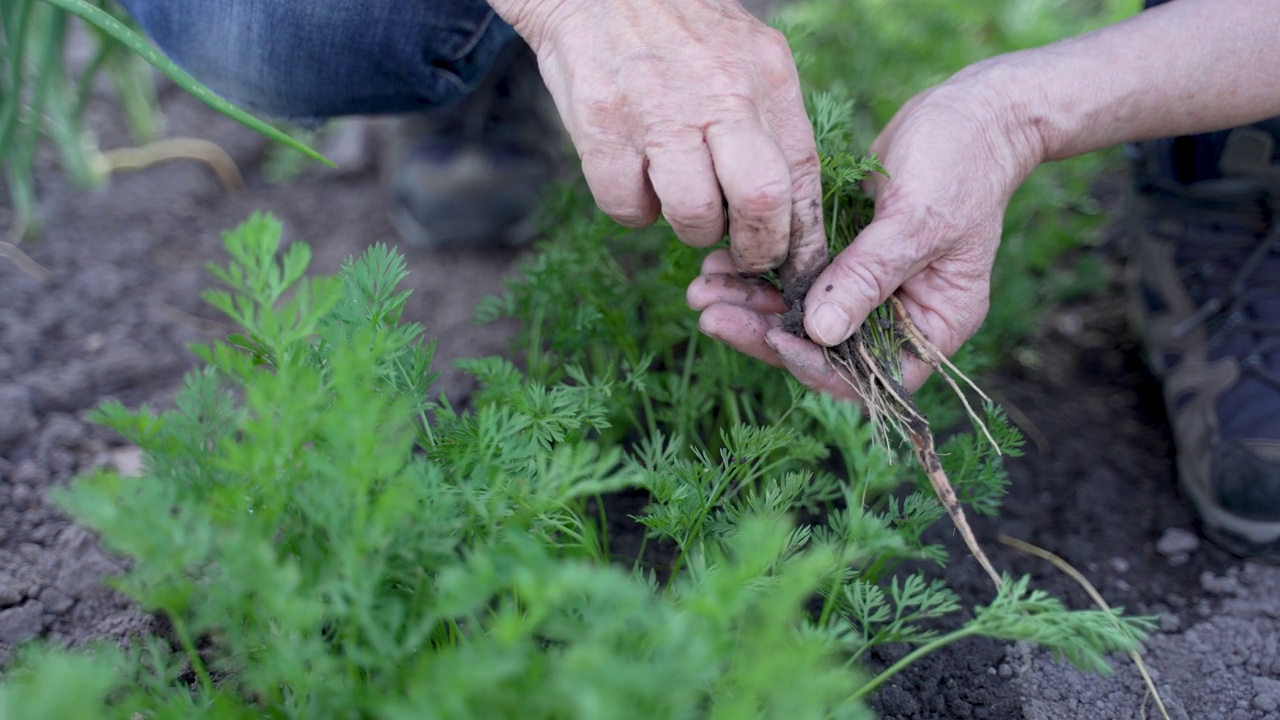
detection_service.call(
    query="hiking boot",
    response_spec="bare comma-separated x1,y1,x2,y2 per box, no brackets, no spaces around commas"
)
386,40,568,249
1128,125,1280,560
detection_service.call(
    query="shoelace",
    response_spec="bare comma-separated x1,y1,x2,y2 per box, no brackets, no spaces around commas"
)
1142,174,1280,387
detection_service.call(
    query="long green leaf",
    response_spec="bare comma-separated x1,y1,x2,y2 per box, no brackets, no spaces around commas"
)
39,0,334,166
0,0,37,160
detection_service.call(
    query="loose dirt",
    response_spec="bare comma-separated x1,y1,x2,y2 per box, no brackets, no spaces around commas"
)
3,86,1279,720
867,197,1280,720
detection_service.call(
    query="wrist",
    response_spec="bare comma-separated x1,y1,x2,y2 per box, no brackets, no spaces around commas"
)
924,56,1053,196
486,0,574,52
955,43,1142,165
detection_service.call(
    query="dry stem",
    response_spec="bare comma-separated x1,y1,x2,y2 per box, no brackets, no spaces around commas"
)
999,535,1170,720
98,138,243,191
822,298,1004,592
0,238,54,283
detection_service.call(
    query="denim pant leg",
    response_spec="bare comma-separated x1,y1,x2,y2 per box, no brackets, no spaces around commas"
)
117,0,519,124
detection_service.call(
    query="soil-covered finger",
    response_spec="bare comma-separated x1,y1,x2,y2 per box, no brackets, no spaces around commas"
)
763,328,861,401
699,247,742,275
697,303,786,367
772,100,829,289
705,118,793,273
687,273,788,314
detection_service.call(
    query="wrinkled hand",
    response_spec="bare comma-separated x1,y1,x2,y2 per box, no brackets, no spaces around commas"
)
688,66,1045,396
504,0,827,276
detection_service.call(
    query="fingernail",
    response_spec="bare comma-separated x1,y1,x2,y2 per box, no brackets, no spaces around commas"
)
763,331,779,353
810,302,852,346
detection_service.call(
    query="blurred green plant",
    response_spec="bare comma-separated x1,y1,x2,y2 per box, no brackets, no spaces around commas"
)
0,0,327,241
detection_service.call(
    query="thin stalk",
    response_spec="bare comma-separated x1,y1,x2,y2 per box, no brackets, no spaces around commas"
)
0,0,36,158
847,626,981,701
108,47,163,142
40,11,102,188
678,332,698,402
670,455,752,577
815,571,844,629
37,0,332,165
170,615,216,698
5,133,40,239
73,30,113,115
593,493,611,563
1000,535,1171,720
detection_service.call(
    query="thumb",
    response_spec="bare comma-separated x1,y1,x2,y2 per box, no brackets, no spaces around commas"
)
802,215,932,346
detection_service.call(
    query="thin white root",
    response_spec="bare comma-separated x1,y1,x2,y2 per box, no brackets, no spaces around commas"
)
821,335,1002,593
889,296,992,403
888,296,1000,454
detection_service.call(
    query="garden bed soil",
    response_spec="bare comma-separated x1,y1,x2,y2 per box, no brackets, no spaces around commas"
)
3,88,1280,719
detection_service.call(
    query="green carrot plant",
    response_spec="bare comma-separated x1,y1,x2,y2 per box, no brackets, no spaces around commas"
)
0,206,1157,712
0,201,1152,718
0,1,1158,716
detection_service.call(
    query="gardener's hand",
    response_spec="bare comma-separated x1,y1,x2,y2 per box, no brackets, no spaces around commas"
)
492,0,828,278
688,63,1044,395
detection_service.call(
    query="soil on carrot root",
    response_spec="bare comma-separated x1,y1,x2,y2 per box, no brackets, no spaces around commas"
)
3,86,1279,718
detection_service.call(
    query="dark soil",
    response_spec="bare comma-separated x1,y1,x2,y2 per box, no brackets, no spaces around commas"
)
866,187,1280,720
3,82,1280,720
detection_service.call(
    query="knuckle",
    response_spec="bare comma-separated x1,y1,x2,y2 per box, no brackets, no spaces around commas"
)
791,150,822,185
734,178,791,218
579,90,626,131
605,204,656,228
665,196,723,227
760,26,793,60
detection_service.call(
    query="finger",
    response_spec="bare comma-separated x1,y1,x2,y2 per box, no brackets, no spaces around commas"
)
763,328,860,402
695,249,789,312
802,214,935,347
705,118,793,273
647,138,726,247
768,72,829,288
581,142,660,228
697,303,785,368
687,273,788,314
700,248,740,275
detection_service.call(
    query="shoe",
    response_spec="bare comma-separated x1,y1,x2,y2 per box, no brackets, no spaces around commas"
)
386,40,568,249
1128,125,1280,560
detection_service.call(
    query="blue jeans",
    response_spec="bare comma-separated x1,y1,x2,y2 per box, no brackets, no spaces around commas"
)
118,0,519,125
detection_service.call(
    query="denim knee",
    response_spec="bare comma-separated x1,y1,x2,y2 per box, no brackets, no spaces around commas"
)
118,0,519,124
